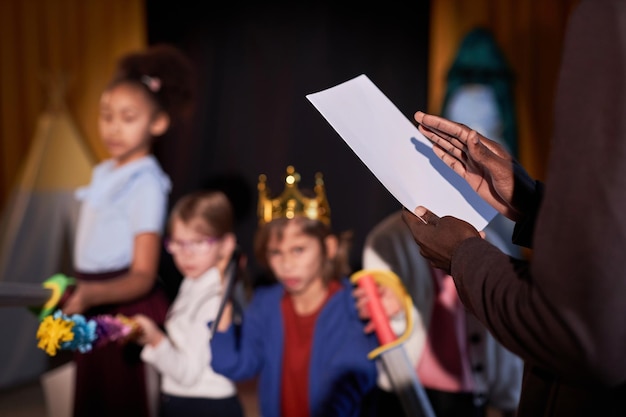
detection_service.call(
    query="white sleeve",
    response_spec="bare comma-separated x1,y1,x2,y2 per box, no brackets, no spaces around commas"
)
140,297,218,387
127,173,168,235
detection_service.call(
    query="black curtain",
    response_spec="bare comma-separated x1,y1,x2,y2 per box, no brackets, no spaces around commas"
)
147,0,430,295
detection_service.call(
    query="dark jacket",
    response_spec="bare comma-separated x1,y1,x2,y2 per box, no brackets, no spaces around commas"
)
449,1,626,415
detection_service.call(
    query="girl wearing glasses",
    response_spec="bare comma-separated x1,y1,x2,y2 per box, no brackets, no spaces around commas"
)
133,190,244,417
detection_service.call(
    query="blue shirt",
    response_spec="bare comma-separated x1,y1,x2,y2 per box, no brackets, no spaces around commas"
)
73,155,171,272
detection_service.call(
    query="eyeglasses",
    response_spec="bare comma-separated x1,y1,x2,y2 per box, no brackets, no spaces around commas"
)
164,237,219,255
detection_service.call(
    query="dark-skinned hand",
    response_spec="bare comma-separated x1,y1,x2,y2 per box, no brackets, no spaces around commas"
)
401,206,483,274
414,111,535,222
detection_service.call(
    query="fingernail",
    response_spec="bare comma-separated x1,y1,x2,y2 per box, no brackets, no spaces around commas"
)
414,206,426,216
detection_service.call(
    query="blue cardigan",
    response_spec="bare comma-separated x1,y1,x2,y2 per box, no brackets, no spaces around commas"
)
210,278,381,417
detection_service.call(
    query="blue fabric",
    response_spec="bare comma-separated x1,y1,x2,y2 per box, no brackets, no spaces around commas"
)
74,155,171,272
210,278,380,417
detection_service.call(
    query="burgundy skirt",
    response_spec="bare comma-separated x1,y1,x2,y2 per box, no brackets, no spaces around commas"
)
69,269,170,417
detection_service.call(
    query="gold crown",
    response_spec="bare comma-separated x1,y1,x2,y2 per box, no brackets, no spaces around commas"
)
257,165,331,226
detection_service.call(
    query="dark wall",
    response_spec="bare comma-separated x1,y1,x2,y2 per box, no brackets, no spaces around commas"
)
147,1,430,292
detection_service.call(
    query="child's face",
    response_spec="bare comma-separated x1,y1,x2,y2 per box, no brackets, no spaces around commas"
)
167,218,223,279
98,83,167,166
266,220,327,296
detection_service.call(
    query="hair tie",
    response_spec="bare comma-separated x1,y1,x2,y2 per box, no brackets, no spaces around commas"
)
140,75,162,93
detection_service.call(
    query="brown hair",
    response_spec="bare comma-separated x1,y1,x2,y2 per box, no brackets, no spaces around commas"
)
253,216,353,284
168,190,234,238
106,44,196,127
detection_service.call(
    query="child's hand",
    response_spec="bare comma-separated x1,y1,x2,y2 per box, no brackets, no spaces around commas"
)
353,284,402,333
132,314,163,347
62,284,89,315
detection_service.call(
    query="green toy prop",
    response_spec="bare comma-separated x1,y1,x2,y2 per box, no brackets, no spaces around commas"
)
29,273,75,320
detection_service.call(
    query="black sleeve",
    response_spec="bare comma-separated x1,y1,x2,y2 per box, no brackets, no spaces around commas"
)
511,180,544,248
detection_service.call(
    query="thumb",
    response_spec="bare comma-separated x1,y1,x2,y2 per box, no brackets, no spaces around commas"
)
414,206,439,225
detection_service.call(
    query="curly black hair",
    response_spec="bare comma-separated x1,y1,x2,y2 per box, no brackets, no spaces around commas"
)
107,44,196,125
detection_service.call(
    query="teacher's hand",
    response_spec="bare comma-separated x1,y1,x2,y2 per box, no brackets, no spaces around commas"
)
414,111,535,222
401,206,482,274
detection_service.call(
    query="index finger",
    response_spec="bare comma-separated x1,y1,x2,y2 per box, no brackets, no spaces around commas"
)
414,111,472,145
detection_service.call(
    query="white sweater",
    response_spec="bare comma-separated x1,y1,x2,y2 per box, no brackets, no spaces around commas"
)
140,267,237,398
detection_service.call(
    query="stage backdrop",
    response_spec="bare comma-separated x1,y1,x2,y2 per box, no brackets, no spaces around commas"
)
146,1,431,288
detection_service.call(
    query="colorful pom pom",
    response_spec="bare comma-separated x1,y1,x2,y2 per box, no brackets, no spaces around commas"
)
36,309,136,356
36,311,75,356
61,312,97,353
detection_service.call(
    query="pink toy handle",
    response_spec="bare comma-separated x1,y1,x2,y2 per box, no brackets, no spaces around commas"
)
357,274,396,345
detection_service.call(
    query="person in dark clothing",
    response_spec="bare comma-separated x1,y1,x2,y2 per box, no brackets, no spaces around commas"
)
401,1,626,416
